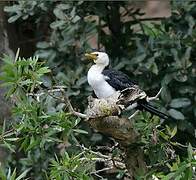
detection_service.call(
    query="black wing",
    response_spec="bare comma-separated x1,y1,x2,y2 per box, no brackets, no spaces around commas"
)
102,69,170,120
102,68,136,91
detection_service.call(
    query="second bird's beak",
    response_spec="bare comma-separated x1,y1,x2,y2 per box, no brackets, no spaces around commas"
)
85,53,97,62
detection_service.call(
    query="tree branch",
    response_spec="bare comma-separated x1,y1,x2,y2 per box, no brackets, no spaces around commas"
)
27,87,164,179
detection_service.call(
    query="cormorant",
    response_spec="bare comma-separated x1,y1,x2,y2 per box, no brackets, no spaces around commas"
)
85,51,169,120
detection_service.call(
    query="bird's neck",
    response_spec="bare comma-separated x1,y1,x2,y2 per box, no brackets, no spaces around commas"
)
90,64,106,73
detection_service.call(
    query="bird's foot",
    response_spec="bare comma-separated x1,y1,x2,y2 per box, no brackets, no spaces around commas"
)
146,87,163,102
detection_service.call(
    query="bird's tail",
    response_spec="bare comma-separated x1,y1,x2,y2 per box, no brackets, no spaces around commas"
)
138,101,169,120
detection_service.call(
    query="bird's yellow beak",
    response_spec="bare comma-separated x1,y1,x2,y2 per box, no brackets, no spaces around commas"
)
85,53,97,61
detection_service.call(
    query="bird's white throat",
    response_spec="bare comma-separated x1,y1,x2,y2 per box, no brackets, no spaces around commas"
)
87,64,116,98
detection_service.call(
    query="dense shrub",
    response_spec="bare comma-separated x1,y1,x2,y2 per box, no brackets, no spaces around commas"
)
0,1,195,179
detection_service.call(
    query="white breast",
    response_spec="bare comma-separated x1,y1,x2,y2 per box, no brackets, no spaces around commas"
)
87,65,116,98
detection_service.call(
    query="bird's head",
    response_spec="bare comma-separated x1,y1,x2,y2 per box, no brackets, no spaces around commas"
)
85,51,109,67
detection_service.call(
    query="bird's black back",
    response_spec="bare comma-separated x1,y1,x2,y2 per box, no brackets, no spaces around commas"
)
102,68,136,91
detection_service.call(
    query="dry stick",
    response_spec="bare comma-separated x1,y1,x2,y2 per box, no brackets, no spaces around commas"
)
63,95,87,119
90,167,114,177
77,144,126,178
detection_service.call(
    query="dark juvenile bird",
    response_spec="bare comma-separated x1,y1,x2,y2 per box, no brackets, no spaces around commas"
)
85,51,169,120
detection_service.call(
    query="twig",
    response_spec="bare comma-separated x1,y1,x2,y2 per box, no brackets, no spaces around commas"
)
90,167,113,176
147,158,175,169
78,144,110,159
172,142,196,151
79,157,110,162
27,88,65,102
135,17,166,22
27,88,88,119
124,6,146,35
63,96,88,119
128,110,139,120
78,144,126,170
91,171,104,179
48,89,88,119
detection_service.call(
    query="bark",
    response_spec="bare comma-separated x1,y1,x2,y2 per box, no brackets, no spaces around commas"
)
106,2,123,57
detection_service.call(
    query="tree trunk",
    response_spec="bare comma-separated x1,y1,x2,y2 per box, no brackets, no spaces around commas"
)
0,2,13,122
0,1,14,165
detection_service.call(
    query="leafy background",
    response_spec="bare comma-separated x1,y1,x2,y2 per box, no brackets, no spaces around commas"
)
0,1,195,179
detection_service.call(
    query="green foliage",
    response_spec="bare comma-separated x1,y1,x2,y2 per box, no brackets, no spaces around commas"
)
1,0,196,179
0,50,50,97
0,54,92,179
50,152,94,179
0,167,31,180
153,144,196,180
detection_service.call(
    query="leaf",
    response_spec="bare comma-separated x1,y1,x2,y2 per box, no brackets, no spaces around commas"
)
41,75,52,87
161,86,171,103
70,7,76,18
72,15,80,23
16,168,31,180
16,60,30,66
187,143,193,161
36,41,50,49
26,136,38,151
132,54,146,64
57,4,70,10
50,20,65,29
2,131,15,138
4,5,22,12
73,129,88,135
159,131,169,141
151,62,158,75
8,14,21,23
1,55,14,66
0,168,6,180
76,76,87,86
171,126,177,138
179,86,195,94
194,108,196,117
163,163,187,180
182,47,192,68
3,140,15,152
5,138,19,142
174,72,188,82
171,48,180,62
168,109,185,120
10,168,16,180
53,8,65,19
19,79,33,86
162,74,173,85
74,118,81,126
184,167,193,180
36,67,51,74
170,98,191,108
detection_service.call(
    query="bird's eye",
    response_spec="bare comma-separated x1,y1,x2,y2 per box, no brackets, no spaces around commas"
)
95,54,98,57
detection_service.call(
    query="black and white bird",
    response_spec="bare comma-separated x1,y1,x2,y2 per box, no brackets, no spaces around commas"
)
85,51,169,120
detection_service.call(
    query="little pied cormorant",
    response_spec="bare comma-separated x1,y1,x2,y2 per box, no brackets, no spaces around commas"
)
85,51,169,120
